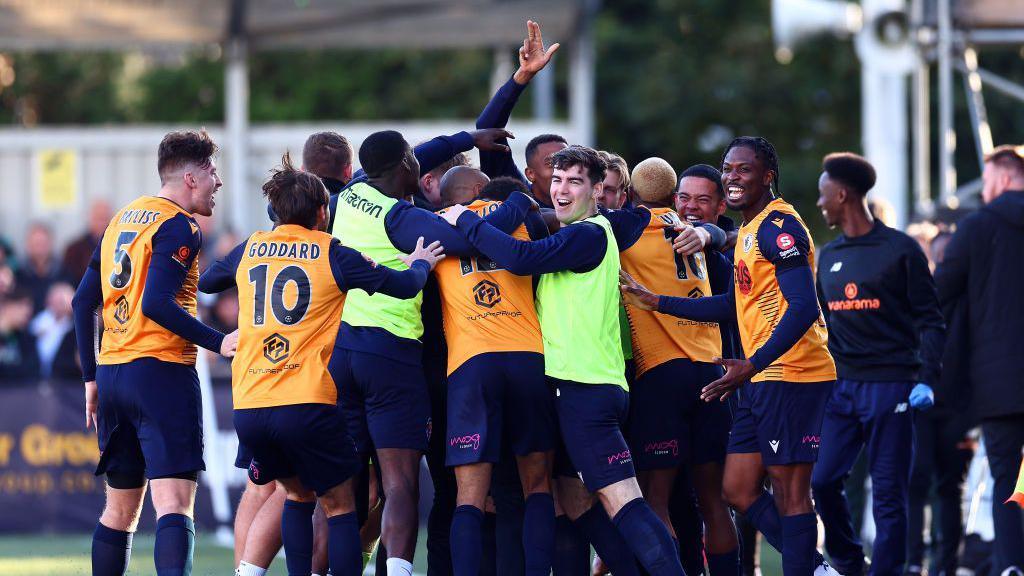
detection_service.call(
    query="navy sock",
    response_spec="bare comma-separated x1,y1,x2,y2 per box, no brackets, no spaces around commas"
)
153,513,194,576
553,514,590,576
522,493,555,576
282,499,316,576
575,505,640,576
611,498,685,576
742,491,784,552
707,549,741,576
481,512,498,576
92,523,133,576
450,505,484,576
781,514,817,576
327,512,361,576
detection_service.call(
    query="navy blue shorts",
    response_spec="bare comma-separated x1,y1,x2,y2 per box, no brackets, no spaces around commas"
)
234,403,360,496
331,347,431,454
446,352,556,466
727,379,834,466
95,358,204,479
552,378,635,492
235,441,253,470
629,358,730,470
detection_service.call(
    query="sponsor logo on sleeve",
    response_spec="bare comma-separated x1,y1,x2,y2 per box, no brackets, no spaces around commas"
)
172,245,191,267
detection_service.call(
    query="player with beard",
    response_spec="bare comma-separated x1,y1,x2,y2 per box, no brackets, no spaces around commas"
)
621,137,837,576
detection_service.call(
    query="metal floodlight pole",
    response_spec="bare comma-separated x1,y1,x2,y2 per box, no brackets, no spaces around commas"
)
225,37,249,235
970,66,1024,104
937,0,956,206
569,0,598,146
911,0,932,217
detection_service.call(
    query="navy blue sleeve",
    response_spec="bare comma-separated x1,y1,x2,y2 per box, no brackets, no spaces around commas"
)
700,222,727,251
328,240,430,299
385,192,531,256
748,265,821,372
757,212,811,272
455,211,605,275
198,240,245,294
524,210,549,241
141,215,225,353
415,132,475,175
657,283,735,323
476,76,529,183
603,207,650,252
904,240,946,385
72,265,102,382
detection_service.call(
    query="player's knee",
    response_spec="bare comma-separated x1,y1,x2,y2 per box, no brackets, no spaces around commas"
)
319,484,356,517
101,503,143,532
150,474,198,517
721,478,758,512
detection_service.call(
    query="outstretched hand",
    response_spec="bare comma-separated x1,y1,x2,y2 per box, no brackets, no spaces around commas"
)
400,236,446,271
220,329,239,358
619,269,659,311
515,20,560,83
471,128,514,153
701,357,755,402
440,204,470,226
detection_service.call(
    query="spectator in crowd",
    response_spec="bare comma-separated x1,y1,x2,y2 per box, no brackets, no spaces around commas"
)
0,286,40,379
29,281,79,380
906,230,973,576
16,223,68,314
205,290,239,379
935,144,1024,576
61,199,112,282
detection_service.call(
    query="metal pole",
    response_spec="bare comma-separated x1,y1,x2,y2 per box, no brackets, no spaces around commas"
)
225,37,249,234
569,0,597,146
910,0,932,216
961,46,993,171
937,0,956,206
970,66,1024,104
490,47,513,98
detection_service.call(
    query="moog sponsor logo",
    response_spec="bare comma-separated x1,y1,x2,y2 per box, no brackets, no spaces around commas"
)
802,435,821,445
644,439,679,457
607,449,632,465
450,434,481,450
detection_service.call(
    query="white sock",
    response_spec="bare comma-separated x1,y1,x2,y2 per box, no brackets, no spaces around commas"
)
236,561,268,576
386,557,414,576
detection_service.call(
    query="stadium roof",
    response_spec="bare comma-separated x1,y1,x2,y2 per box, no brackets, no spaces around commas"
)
0,0,586,51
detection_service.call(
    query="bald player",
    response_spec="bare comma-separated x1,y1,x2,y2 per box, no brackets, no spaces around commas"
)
433,166,554,576
604,158,737,575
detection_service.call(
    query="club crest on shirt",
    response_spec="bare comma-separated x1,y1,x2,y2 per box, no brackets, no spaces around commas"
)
742,233,754,253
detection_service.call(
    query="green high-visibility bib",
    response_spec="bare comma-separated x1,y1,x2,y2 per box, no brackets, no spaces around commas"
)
535,214,627,389
331,182,423,340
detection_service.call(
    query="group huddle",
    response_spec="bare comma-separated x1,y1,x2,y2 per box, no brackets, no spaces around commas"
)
72,20,953,576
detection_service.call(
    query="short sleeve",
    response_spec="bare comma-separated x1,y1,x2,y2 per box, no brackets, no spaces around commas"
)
756,211,810,272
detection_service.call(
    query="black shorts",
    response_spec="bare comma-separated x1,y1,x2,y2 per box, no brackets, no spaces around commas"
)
552,378,635,492
234,403,360,496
